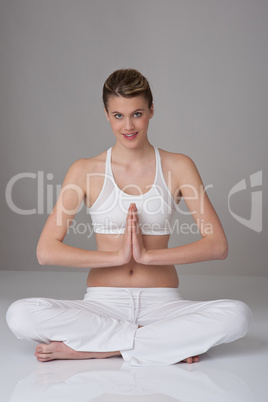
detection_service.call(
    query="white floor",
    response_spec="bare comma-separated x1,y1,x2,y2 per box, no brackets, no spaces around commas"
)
1,270,267,402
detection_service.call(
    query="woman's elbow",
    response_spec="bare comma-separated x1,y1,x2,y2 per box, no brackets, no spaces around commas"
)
216,239,228,260
36,247,47,265
36,243,52,266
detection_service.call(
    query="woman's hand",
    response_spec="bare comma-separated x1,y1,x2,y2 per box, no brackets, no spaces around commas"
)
116,205,133,266
131,203,148,264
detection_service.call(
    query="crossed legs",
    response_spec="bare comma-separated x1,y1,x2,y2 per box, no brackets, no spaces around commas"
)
6,292,251,366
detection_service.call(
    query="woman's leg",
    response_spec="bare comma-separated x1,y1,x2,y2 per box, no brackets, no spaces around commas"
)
121,296,252,366
6,289,252,366
6,296,138,358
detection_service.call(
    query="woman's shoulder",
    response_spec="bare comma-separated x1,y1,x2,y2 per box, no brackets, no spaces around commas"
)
157,148,201,189
68,149,109,175
158,148,197,171
61,150,109,189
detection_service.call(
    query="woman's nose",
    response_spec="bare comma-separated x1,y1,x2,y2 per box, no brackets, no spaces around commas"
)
125,118,135,131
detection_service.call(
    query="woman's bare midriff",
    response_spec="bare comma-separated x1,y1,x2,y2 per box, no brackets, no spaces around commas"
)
87,234,179,288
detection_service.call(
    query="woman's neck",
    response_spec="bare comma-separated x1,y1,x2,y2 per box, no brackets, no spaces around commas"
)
112,141,154,164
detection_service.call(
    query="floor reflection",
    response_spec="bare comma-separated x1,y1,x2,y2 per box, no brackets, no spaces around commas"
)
10,357,253,402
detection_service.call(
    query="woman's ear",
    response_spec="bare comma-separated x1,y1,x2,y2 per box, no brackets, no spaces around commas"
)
104,107,110,122
149,103,154,119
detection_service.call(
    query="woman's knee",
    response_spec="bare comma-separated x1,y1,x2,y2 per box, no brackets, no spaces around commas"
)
6,298,36,339
225,300,253,339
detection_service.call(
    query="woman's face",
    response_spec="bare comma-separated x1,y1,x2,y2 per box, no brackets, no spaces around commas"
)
105,95,154,148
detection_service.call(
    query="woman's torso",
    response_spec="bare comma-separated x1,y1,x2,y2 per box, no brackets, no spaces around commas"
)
86,233,179,288
84,145,180,288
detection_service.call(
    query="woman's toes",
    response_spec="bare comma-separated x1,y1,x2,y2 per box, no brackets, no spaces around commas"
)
35,343,55,362
36,356,52,362
182,355,200,364
36,343,49,353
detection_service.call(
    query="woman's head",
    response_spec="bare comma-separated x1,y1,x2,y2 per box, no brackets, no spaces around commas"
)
103,68,153,112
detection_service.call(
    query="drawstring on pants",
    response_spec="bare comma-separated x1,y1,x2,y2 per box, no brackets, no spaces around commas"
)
125,289,143,323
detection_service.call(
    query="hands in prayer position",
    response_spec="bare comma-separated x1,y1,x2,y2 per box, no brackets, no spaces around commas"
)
117,203,148,266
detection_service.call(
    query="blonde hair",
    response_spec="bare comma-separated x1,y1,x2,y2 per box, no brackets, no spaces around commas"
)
103,68,153,111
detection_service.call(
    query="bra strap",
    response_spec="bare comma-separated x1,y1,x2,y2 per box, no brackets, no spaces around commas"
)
106,147,113,176
154,147,161,181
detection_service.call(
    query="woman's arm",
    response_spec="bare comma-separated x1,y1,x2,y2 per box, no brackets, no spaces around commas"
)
132,155,228,266
36,160,132,268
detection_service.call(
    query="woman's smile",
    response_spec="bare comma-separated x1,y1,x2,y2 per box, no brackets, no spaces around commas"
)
122,132,138,140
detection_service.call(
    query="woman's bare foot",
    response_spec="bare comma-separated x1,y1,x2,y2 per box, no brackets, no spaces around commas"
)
35,342,121,362
182,355,200,364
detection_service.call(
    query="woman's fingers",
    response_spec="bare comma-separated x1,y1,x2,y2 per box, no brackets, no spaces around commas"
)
130,204,140,239
116,204,134,265
130,203,147,263
123,203,147,264
124,204,134,236
130,203,138,225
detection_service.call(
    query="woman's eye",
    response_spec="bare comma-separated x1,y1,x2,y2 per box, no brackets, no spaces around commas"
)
134,112,142,118
115,114,123,119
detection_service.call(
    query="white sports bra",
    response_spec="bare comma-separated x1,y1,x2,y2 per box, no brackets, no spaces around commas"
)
88,147,177,235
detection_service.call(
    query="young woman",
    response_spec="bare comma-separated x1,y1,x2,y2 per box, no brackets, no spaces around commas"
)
6,69,252,366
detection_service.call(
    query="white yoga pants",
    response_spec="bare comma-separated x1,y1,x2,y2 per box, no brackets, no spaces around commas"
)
6,287,252,366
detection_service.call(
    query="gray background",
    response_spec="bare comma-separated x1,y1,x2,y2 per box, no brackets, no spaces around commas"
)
1,0,267,276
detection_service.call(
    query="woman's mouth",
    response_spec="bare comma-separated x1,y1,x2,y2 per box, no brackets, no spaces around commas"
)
122,132,138,140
